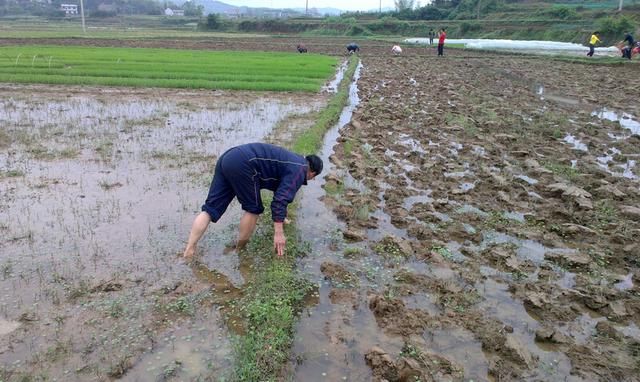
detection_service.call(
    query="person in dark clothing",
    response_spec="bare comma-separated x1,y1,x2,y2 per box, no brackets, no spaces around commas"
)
619,32,635,59
347,42,360,54
623,32,634,59
428,28,435,45
437,28,446,56
297,44,308,53
183,143,323,258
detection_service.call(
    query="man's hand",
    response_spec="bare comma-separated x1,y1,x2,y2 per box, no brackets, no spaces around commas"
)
273,222,286,257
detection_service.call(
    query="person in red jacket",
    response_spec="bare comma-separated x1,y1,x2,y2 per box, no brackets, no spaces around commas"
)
438,28,446,56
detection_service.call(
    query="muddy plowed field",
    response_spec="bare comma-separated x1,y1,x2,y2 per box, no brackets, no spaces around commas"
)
294,55,640,381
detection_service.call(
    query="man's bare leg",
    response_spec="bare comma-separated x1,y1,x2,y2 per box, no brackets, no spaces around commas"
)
236,212,259,250
183,212,212,258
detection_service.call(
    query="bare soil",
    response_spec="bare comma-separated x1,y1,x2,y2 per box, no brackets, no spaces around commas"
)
294,52,640,381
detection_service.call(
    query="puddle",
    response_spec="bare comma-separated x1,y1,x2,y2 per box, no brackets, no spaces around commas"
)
459,182,476,192
0,318,20,336
423,327,489,381
596,148,638,179
592,108,640,136
503,211,526,223
321,60,348,93
480,231,575,264
614,273,634,291
515,174,539,185
402,192,433,210
477,277,574,379
397,134,427,154
444,170,471,178
0,87,324,378
456,204,489,218
563,134,588,152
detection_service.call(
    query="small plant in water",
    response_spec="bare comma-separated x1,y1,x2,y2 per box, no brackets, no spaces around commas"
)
162,360,182,378
400,343,423,361
431,246,453,260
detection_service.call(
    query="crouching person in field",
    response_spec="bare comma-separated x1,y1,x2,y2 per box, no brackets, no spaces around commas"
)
182,143,323,258
297,44,308,53
392,45,402,55
347,42,360,54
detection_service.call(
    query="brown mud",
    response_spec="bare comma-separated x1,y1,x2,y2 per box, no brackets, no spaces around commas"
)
293,53,640,381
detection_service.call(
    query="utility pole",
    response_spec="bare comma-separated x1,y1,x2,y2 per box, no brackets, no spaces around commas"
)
80,0,86,34
306,0,308,15
618,0,623,11
379,0,381,13
476,0,481,19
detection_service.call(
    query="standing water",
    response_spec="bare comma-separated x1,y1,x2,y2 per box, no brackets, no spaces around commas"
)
292,63,407,380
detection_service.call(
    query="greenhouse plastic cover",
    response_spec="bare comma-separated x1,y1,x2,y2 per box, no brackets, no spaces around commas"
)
405,38,620,55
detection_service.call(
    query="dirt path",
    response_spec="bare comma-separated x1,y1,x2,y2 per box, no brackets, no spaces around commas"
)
293,54,640,381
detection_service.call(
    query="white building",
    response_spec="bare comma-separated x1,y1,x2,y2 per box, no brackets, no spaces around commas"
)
164,8,185,16
60,4,78,15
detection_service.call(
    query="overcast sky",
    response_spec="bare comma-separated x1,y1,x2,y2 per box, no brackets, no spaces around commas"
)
218,0,403,12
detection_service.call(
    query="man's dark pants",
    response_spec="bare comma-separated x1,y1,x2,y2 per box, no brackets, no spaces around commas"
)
587,44,594,57
437,44,444,56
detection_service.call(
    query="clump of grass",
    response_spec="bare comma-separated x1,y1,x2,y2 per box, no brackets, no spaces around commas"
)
0,169,24,179
373,236,410,260
544,161,579,182
431,245,454,260
232,205,313,380
483,211,517,229
343,247,366,259
292,56,358,154
0,129,9,148
593,199,618,229
165,296,195,316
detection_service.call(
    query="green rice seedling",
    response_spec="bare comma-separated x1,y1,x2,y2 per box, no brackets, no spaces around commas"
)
0,45,338,92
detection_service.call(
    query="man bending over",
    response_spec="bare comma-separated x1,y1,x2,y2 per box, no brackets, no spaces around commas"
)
183,143,323,258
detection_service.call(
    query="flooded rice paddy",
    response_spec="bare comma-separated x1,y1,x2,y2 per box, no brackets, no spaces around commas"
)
0,84,326,380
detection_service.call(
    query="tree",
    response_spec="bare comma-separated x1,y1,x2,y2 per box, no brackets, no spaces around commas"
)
206,13,220,29
394,0,415,11
183,0,203,17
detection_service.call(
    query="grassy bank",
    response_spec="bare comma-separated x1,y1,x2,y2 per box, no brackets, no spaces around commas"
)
293,57,359,154
231,55,358,381
0,45,337,91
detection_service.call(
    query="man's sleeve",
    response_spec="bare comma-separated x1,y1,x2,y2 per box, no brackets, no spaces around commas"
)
271,166,306,222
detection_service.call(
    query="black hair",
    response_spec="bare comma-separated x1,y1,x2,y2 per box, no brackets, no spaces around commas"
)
306,155,323,175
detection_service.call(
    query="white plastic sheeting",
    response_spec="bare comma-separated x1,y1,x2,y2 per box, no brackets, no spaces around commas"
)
404,38,620,56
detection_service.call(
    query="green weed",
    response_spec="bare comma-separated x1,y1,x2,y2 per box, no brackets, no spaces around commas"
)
431,246,453,260
292,56,358,154
544,162,579,182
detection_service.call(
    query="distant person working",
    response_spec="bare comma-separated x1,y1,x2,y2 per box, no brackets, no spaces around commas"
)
347,42,360,54
182,143,323,259
437,28,446,56
428,28,435,45
621,32,634,59
587,31,601,57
